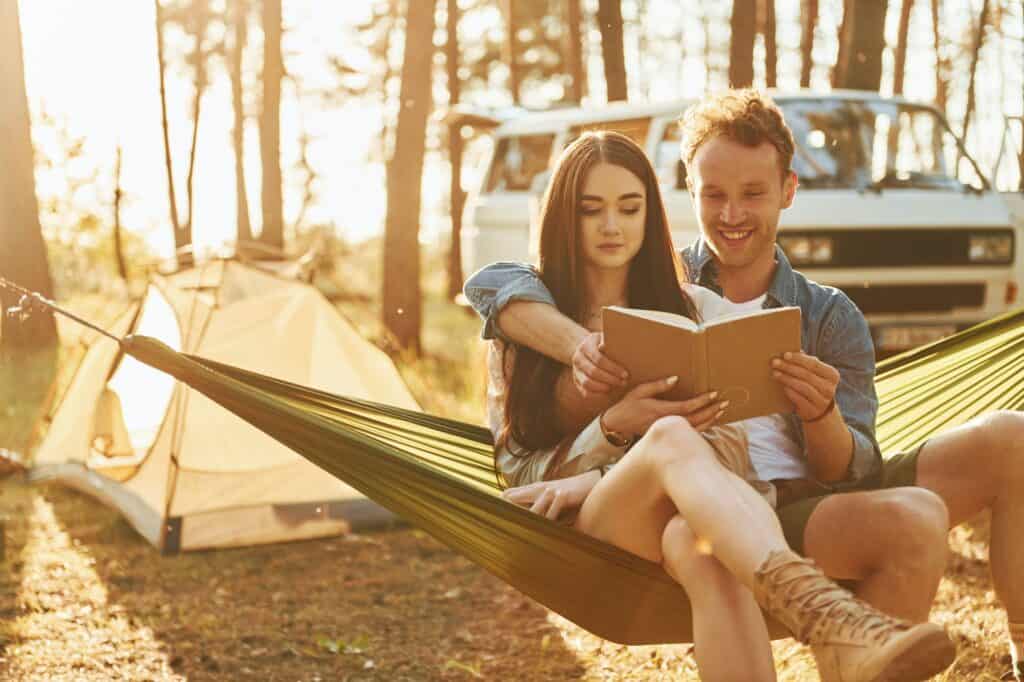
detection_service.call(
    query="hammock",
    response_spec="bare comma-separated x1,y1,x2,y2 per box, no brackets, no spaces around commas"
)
119,306,1024,646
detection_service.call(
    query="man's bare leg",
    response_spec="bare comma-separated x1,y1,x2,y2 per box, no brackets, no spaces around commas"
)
912,411,1024,668
802,487,950,622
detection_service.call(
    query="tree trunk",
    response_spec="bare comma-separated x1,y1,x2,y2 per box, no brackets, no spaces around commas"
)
930,0,949,156
184,0,210,259
113,146,127,281
832,0,854,87
893,0,914,95
729,0,756,87
230,0,253,249
502,0,521,104
597,0,628,101
564,0,585,103
154,0,189,267
702,5,714,86
0,0,57,348
763,0,777,88
379,0,400,162
259,0,284,251
446,0,464,302
382,0,436,353
800,0,819,87
960,0,990,141
840,0,888,91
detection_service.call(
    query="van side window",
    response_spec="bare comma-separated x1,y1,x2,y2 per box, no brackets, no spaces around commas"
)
485,135,555,192
655,121,684,188
566,117,652,148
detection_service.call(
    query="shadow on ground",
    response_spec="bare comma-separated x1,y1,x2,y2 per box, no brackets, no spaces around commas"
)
4,480,584,681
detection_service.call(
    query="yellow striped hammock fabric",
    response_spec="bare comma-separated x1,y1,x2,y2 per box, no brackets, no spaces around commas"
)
122,307,1024,645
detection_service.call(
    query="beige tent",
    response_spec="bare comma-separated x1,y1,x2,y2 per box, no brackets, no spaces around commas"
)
32,260,419,553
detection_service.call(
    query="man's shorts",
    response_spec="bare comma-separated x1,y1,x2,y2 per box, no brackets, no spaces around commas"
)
775,442,926,554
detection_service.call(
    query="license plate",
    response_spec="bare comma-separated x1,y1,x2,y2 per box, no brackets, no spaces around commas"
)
877,325,957,350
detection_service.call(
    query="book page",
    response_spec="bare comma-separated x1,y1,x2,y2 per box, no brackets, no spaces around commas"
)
704,307,801,422
702,305,789,327
602,308,705,400
604,306,700,332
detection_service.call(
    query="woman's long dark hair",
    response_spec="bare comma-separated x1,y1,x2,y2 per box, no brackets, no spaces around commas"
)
500,131,700,452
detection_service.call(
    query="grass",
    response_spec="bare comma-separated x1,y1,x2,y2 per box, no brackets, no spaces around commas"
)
0,293,133,457
0,345,58,456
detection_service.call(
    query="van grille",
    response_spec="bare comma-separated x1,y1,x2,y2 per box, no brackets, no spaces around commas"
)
840,284,986,314
781,228,1014,267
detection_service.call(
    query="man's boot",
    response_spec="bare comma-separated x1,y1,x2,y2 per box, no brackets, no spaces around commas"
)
753,549,955,682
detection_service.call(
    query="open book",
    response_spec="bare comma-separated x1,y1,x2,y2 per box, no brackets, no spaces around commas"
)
601,305,802,423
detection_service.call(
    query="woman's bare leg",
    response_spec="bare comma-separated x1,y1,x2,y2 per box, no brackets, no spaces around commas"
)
662,516,776,682
572,416,955,682
576,416,788,586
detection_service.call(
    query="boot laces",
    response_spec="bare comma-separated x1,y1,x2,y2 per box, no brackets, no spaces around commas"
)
765,554,906,645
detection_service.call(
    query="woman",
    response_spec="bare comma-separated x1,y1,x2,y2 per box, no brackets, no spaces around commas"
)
485,131,947,682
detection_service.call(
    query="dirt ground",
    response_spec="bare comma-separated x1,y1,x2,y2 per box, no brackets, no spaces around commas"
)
0,476,1012,681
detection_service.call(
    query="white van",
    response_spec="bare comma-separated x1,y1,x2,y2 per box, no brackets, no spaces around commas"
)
458,91,1022,357
994,115,1024,229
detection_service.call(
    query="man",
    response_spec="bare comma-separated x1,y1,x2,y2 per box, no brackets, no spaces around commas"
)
466,89,1024,681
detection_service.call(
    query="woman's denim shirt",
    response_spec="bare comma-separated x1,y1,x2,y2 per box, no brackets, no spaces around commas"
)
463,239,884,491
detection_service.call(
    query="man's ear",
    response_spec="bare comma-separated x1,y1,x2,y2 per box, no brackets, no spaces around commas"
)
781,170,798,208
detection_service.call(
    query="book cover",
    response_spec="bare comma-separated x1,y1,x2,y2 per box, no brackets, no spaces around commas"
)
601,305,801,423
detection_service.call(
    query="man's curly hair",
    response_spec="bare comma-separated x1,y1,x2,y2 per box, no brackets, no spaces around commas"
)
679,89,795,180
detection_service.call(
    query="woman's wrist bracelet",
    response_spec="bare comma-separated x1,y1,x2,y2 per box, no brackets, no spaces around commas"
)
802,398,836,424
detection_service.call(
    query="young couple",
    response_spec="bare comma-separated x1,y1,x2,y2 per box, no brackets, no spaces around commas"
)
466,89,1024,682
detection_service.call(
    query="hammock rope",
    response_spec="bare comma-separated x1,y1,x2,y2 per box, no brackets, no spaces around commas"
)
8,276,1024,644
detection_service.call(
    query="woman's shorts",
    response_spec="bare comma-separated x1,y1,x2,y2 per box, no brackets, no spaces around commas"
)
775,442,926,554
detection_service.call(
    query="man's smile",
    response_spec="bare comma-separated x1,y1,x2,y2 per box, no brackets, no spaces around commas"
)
718,228,755,243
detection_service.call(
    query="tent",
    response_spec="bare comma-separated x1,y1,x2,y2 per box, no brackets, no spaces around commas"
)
31,260,419,553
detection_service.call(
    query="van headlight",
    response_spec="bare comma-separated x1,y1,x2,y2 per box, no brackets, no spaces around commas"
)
968,234,1013,263
778,235,834,265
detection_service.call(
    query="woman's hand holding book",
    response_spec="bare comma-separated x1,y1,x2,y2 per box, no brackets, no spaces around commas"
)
602,377,727,440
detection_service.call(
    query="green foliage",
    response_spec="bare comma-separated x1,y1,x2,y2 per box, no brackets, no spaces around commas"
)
320,237,487,425
460,0,573,103
443,658,483,678
315,633,370,655
0,346,57,455
32,109,156,298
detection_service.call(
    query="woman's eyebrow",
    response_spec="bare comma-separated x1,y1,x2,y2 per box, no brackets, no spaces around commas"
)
581,192,643,202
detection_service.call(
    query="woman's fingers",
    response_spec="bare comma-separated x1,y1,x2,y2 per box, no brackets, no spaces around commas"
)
682,400,727,426
676,391,719,414
545,489,566,520
502,482,541,505
690,415,718,432
626,375,679,400
529,487,554,516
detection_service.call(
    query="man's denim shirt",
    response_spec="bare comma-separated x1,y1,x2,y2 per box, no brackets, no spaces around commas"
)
463,239,884,491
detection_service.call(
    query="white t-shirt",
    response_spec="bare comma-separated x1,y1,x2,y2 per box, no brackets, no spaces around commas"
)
683,285,809,482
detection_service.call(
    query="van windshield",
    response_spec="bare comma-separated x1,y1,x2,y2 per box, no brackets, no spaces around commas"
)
484,134,555,193
781,99,988,191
